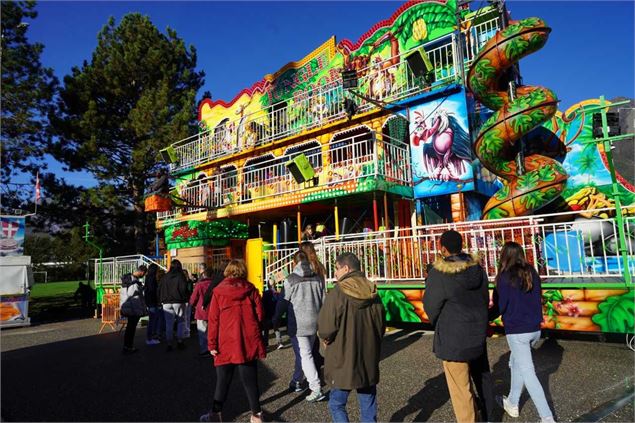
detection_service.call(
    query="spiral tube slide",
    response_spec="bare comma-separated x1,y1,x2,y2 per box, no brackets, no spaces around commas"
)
468,17,568,219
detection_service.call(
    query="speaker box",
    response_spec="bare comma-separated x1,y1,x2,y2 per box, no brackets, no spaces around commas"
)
160,146,178,164
286,154,316,183
405,48,434,83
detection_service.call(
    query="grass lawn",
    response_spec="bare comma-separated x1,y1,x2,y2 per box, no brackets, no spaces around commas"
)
30,281,93,299
29,280,96,323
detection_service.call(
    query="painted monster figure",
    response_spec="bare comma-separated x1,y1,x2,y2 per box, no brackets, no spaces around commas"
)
411,109,471,181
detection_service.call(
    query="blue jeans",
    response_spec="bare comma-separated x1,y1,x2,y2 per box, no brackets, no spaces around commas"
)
146,307,161,340
507,331,553,419
196,319,208,353
162,303,185,344
328,386,377,423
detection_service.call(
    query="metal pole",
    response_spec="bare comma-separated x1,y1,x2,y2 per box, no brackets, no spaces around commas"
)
598,96,632,284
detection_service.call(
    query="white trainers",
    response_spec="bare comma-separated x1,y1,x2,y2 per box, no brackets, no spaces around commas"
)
305,389,326,402
501,396,519,418
146,339,160,345
541,416,556,423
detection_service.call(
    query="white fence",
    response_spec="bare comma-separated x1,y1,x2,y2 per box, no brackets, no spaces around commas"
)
159,132,411,221
265,209,635,286
168,15,500,173
93,255,165,287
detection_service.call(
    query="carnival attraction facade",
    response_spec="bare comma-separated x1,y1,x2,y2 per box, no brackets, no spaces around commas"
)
133,0,635,334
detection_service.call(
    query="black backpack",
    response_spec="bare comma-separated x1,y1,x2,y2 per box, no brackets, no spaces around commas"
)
202,271,225,310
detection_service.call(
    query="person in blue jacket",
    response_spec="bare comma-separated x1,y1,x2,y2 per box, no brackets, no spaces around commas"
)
491,242,555,423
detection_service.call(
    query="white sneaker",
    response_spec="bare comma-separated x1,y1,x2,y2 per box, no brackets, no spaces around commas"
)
501,396,519,418
541,417,556,423
146,339,160,345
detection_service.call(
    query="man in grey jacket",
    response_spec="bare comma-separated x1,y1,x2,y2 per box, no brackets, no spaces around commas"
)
273,250,325,402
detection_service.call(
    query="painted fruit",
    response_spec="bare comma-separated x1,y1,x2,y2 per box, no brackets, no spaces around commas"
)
412,19,427,41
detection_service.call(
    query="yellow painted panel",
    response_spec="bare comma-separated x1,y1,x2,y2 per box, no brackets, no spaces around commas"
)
246,238,264,293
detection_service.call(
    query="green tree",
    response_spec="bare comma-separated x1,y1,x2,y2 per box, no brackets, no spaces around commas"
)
575,149,599,184
1,1,57,184
50,14,204,253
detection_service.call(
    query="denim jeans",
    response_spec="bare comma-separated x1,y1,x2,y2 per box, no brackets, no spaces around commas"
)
146,307,161,340
297,335,320,392
196,319,208,353
162,303,185,344
507,331,553,419
328,386,377,423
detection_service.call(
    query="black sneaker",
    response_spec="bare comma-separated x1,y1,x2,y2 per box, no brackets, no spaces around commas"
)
122,347,138,355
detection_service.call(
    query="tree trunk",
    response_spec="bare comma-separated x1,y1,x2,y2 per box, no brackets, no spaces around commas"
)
132,180,148,255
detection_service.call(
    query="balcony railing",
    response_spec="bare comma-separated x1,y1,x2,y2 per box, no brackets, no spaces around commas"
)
158,132,411,221
168,15,499,172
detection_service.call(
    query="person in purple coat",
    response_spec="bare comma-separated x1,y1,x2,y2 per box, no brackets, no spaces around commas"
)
491,242,555,423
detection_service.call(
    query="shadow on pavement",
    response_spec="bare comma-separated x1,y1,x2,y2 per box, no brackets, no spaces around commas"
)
389,372,449,422
490,335,564,422
1,328,278,422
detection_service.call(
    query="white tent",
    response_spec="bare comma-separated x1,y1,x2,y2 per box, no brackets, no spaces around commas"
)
0,256,34,328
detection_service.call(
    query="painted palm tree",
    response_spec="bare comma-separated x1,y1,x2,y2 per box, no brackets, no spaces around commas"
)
575,149,600,185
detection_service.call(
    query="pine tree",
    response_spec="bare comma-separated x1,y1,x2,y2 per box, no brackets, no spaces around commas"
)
50,13,204,253
1,0,57,183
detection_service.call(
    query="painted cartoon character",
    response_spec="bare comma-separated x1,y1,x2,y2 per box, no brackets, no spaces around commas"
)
411,109,472,181
368,31,400,99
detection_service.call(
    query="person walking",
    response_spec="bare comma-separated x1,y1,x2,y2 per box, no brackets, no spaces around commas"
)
300,241,326,370
183,268,194,338
120,265,148,354
158,259,189,351
492,242,555,423
262,281,283,350
200,259,266,423
318,252,386,422
423,230,489,423
144,263,161,345
273,251,326,402
189,268,223,356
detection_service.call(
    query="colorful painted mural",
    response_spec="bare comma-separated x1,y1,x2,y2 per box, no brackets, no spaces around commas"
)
468,17,568,219
543,99,635,212
378,288,635,334
409,90,474,197
195,0,462,158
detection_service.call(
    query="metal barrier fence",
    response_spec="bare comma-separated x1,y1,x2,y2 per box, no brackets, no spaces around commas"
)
264,208,635,286
94,255,166,287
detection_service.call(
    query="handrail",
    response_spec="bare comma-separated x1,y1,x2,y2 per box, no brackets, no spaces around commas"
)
167,18,502,173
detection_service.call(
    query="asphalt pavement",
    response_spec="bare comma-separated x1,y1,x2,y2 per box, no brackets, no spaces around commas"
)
1,319,633,422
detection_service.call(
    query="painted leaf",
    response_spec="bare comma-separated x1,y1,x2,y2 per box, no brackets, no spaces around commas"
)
378,290,421,323
504,37,529,61
510,113,534,133
517,172,540,191
484,207,509,219
592,293,635,333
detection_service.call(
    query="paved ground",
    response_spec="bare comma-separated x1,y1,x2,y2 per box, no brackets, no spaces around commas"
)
1,319,633,422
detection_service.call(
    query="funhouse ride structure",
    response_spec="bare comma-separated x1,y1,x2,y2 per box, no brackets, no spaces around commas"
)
101,0,634,335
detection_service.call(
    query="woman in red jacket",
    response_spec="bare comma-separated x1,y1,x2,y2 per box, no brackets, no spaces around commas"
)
200,259,266,423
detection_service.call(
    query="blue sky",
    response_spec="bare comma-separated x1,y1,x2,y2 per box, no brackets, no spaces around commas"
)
18,1,635,187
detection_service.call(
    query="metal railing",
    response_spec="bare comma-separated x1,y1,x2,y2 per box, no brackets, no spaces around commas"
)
159,132,411,221
94,255,166,287
168,15,500,173
264,208,635,286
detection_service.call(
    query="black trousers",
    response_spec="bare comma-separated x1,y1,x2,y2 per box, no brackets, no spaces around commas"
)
213,361,261,414
470,345,495,422
123,315,141,348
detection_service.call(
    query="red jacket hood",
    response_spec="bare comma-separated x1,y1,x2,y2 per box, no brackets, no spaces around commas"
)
213,278,255,300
